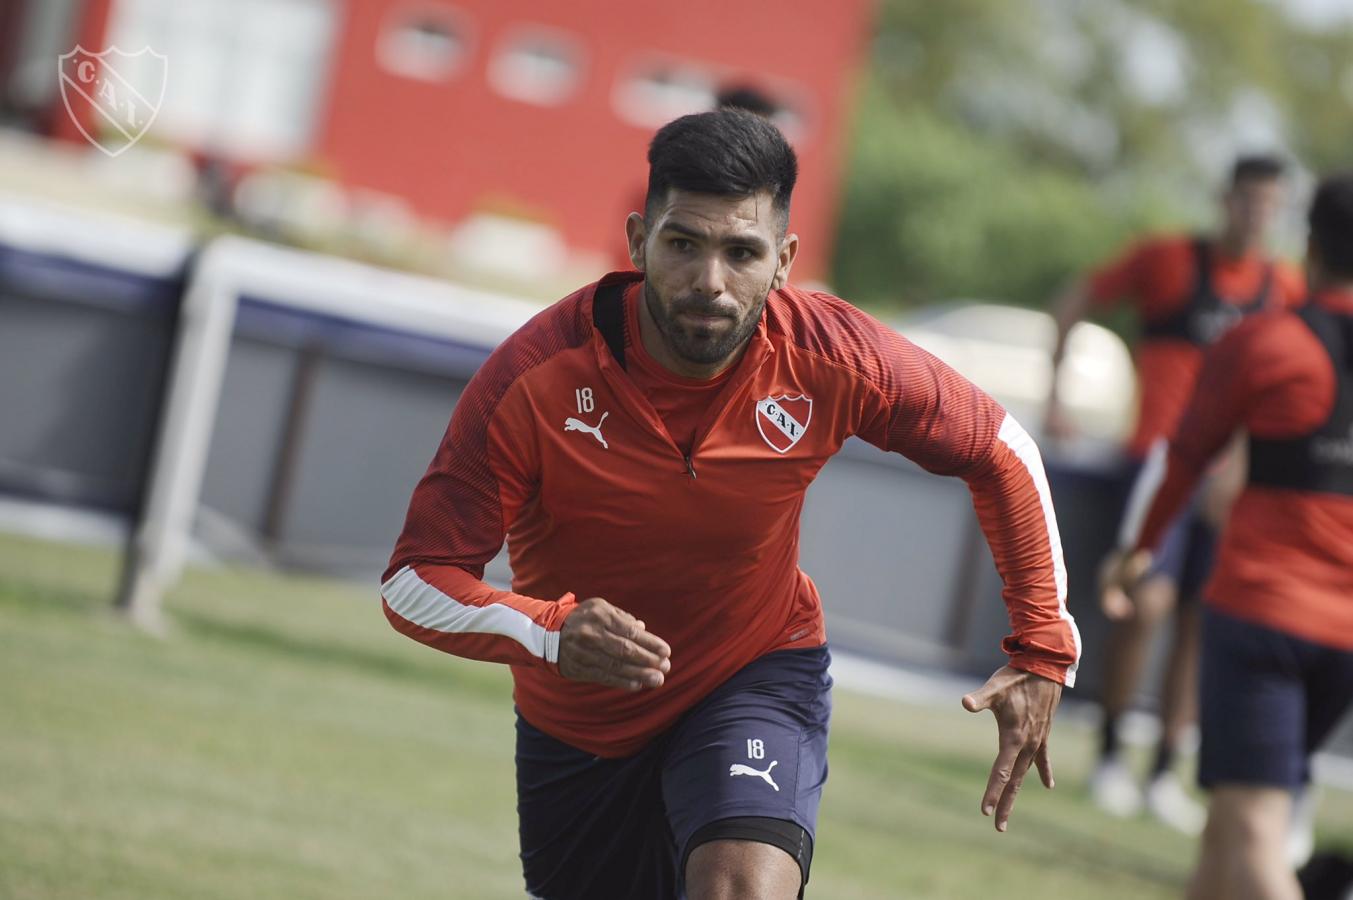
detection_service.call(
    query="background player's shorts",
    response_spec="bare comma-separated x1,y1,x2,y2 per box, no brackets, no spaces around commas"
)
1115,459,1216,602
1145,507,1215,603
516,645,832,900
1198,606,1353,789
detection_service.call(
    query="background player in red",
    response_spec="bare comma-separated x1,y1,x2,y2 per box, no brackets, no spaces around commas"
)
1105,172,1353,900
1045,156,1304,829
382,109,1080,899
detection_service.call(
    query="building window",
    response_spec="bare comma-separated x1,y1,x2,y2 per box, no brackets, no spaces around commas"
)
487,28,584,106
613,62,716,128
377,6,471,82
106,0,336,160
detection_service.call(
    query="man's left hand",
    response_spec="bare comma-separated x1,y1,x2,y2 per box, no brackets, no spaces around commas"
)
1097,548,1154,621
961,665,1063,833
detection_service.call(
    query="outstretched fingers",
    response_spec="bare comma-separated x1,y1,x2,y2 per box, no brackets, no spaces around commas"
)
966,665,1064,833
1035,741,1055,790
961,672,1008,713
994,747,1035,832
981,733,1024,822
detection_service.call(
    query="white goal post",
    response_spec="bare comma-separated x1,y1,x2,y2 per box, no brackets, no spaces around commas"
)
118,235,541,629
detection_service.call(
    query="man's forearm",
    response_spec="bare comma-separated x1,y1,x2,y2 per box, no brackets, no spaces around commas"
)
968,415,1081,685
1121,442,1205,556
381,561,576,670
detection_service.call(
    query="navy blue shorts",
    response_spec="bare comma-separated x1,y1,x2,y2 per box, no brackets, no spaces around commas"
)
1198,607,1353,789
1146,506,1216,602
516,646,832,900
1117,460,1216,602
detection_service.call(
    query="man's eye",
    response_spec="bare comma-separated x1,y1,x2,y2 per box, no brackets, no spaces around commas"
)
671,238,693,252
728,247,755,261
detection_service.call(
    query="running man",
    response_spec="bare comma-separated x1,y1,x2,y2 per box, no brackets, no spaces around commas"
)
382,109,1080,899
1045,155,1304,829
1106,172,1353,900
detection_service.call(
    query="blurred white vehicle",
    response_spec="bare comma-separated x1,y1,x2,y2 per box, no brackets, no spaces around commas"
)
895,302,1135,461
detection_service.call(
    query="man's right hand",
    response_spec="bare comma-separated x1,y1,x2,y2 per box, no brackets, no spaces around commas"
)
557,597,672,691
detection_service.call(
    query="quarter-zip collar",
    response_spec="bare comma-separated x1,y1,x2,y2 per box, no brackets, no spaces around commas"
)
585,272,775,475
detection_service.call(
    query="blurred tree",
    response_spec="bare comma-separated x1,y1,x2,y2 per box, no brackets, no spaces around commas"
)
833,79,1166,309
834,0,1353,310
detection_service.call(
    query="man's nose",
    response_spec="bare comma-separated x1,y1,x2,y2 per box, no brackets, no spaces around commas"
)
690,254,726,297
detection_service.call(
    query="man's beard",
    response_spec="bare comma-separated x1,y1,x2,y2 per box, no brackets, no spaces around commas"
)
644,281,768,367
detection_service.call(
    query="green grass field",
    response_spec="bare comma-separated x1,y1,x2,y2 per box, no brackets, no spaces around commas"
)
3,532,1352,899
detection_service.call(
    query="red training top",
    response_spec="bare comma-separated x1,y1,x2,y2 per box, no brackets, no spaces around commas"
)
1088,235,1305,458
1126,287,1353,650
382,272,1081,756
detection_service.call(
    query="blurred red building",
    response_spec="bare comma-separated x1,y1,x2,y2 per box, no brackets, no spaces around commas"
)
5,0,872,280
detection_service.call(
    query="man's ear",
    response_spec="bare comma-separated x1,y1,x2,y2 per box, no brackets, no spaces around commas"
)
625,212,647,271
771,233,799,290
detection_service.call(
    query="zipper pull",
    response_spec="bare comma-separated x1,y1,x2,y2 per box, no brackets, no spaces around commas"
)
684,455,697,479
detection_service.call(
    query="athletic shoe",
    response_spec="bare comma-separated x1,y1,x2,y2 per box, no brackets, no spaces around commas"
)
1145,772,1206,835
1089,758,1143,817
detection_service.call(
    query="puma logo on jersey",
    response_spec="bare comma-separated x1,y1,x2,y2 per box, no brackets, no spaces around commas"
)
564,411,609,449
729,760,779,791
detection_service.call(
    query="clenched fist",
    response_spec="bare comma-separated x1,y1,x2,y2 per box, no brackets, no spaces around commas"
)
557,597,672,692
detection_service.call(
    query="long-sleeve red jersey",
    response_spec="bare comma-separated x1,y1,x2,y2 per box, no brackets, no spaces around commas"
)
1125,287,1353,650
382,272,1081,756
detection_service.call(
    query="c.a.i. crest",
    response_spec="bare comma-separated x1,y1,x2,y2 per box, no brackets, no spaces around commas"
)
58,45,167,157
755,394,812,453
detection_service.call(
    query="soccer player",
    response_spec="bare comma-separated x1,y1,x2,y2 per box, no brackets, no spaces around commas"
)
1106,172,1353,900
1045,156,1304,829
382,109,1080,899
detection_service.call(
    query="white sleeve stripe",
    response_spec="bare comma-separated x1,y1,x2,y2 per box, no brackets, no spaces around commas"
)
1118,438,1169,550
997,415,1068,602
996,414,1082,686
380,565,557,664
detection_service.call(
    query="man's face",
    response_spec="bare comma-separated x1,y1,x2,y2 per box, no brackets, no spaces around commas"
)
1223,176,1286,250
627,189,796,369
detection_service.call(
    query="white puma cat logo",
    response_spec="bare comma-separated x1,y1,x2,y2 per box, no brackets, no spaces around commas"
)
729,760,779,791
563,411,609,449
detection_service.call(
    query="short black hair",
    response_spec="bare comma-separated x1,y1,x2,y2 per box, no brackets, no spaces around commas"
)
1309,172,1353,279
715,85,778,118
1231,154,1287,186
645,108,798,231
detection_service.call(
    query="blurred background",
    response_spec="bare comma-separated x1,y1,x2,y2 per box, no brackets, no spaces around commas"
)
3,1,1353,898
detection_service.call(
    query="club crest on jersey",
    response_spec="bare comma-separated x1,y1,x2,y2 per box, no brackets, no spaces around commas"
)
755,395,812,453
